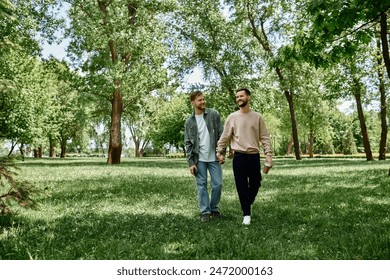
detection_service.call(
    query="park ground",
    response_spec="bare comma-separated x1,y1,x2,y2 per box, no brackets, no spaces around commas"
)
0,157,389,260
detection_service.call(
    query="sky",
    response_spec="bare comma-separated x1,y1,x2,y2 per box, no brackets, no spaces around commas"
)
41,39,69,60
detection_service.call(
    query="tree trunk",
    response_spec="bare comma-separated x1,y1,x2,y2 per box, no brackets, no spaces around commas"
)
134,139,140,158
98,1,132,164
100,142,105,156
7,140,17,157
60,146,66,158
38,146,42,158
50,147,55,157
60,138,66,158
49,140,56,158
380,13,390,79
286,90,301,160
308,130,314,158
277,68,301,160
18,142,25,161
379,12,390,173
140,139,149,157
353,81,373,161
107,86,123,164
287,134,294,155
376,37,388,160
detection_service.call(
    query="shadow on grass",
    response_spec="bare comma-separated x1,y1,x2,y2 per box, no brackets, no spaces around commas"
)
259,187,390,260
1,212,208,259
2,192,388,260
2,206,268,260
273,158,385,169
17,157,187,169
1,158,389,260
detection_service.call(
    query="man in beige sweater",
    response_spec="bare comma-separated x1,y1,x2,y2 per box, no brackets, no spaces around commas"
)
216,88,273,226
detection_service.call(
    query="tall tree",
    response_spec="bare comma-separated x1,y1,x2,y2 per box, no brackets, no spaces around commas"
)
150,93,190,153
125,102,152,158
351,72,374,161
297,1,389,162
41,58,88,158
375,34,388,160
1,0,64,157
327,60,374,161
225,0,302,159
294,65,335,157
0,50,57,157
68,0,172,164
172,0,260,117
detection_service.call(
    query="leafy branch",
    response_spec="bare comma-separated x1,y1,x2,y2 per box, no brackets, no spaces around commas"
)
0,157,39,216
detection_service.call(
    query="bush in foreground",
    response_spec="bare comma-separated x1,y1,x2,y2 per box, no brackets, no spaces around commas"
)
0,157,39,220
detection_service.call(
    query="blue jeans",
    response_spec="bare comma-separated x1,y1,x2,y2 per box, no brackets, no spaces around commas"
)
194,161,223,215
232,152,262,216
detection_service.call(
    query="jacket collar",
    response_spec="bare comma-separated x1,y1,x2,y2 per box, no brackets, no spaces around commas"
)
192,108,209,117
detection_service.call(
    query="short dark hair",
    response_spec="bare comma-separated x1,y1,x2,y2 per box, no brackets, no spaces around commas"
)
189,90,204,101
236,88,251,96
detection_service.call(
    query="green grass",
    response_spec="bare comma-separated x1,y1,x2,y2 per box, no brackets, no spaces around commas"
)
0,157,389,260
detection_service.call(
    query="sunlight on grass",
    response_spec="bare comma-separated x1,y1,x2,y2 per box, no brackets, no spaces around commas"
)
362,197,390,205
162,241,195,255
1,157,389,260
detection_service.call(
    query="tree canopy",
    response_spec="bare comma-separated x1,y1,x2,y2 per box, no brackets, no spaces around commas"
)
1,0,389,163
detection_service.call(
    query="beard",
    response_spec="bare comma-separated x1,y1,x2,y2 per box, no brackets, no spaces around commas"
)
195,103,206,111
237,100,248,107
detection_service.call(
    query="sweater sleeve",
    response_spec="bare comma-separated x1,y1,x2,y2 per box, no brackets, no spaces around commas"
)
259,116,273,155
216,115,233,155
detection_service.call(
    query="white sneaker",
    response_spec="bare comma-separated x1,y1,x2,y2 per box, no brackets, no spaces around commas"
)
242,215,251,225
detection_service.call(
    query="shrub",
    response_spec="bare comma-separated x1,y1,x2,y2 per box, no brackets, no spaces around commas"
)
342,129,358,155
0,157,39,218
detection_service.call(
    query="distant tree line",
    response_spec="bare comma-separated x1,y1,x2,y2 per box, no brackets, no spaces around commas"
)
0,0,389,163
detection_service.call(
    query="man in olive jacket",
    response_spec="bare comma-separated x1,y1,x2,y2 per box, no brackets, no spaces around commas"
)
184,90,224,222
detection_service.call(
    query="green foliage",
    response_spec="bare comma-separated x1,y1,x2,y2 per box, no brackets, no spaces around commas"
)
67,0,174,160
0,0,75,156
0,0,13,19
41,58,89,156
1,0,389,162
0,157,38,218
0,52,49,145
68,0,172,100
1,0,63,56
342,128,358,155
328,111,351,154
172,0,261,100
0,157,389,259
150,93,190,150
295,0,390,66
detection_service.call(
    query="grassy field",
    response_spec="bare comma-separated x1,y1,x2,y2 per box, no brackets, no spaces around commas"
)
0,157,389,260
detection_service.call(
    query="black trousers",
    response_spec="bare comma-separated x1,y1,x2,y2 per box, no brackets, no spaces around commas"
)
232,152,262,216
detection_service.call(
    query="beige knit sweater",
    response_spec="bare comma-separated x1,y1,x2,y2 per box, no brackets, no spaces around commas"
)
217,110,272,155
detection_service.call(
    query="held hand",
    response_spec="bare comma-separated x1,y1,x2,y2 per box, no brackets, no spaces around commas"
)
263,163,272,174
217,154,225,164
263,155,273,174
189,165,197,176
266,155,273,166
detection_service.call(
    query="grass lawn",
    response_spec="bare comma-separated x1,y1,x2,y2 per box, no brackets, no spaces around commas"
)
0,157,389,260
